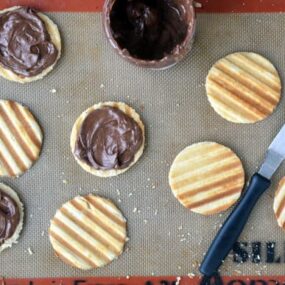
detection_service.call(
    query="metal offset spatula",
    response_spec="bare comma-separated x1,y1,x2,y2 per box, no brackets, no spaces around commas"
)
200,123,285,277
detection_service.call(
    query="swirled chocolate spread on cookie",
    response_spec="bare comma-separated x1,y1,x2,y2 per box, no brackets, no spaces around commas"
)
109,0,188,60
0,7,58,77
75,106,143,170
0,190,20,245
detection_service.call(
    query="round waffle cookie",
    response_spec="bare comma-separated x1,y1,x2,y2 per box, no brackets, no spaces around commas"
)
273,177,285,229
0,183,24,252
206,52,281,123
0,6,61,83
169,142,245,215
70,102,145,177
0,100,43,177
49,195,128,270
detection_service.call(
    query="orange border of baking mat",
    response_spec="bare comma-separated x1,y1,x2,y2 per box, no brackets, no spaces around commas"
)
2,275,285,284
1,0,285,12
0,0,284,282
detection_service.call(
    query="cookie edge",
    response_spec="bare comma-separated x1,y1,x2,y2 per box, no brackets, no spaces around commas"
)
273,176,285,229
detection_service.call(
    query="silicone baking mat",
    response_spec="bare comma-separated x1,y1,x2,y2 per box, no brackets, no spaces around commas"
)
1,0,285,283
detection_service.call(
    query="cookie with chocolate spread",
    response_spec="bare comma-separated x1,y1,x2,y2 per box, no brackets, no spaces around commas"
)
0,183,24,252
0,6,61,83
49,194,127,270
70,102,145,177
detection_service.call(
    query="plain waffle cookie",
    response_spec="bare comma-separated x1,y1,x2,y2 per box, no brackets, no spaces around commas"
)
206,52,281,123
169,142,245,215
49,194,128,270
0,100,43,177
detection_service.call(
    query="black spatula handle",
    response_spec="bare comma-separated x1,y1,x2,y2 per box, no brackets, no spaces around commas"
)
199,173,271,276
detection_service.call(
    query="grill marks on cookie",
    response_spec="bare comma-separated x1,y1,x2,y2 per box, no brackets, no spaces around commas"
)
169,142,245,215
274,177,285,229
49,195,127,270
206,52,281,123
0,100,42,177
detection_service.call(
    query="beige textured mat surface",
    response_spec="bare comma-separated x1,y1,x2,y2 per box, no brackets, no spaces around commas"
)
1,12,285,278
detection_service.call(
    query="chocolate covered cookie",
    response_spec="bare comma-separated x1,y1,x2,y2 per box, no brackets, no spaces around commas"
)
70,102,145,177
0,6,61,83
0,183,24,252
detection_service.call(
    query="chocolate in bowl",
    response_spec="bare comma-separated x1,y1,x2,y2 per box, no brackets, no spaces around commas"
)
103,0,196,69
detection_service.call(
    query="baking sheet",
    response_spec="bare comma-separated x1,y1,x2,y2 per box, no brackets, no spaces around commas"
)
1,11,285,278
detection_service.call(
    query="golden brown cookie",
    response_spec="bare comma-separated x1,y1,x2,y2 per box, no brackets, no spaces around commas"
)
0,6,61,83
206,52,281,123
0,100,43,177
273,177,285,229
49,194,127,270
70,102,145,177
0,183,24,252
169,142,245,215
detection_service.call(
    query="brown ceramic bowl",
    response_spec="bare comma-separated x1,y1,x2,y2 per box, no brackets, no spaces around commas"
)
102,0,196,70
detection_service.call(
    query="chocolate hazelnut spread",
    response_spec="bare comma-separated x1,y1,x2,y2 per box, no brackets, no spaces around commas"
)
109,0,189,60
0,190,20,245
75,106,143,170
0,7,58,77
